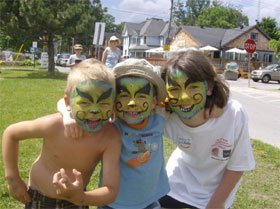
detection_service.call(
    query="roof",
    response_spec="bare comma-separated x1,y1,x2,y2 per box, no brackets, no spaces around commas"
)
180,25,271,49
140,18,166,36
123,22,144,36
123,18,178,37
180,25,226,48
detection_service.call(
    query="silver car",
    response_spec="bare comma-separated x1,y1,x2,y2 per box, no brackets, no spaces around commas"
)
251,64,280,83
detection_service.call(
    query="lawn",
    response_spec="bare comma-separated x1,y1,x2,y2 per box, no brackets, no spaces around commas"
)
0,70,279,209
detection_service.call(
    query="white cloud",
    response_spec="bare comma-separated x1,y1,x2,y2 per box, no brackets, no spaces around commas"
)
104,0,280,25
113,0,171,23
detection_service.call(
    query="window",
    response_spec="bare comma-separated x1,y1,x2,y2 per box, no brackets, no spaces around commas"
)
251,33,258,41
144,36,146,44
264,54,272,62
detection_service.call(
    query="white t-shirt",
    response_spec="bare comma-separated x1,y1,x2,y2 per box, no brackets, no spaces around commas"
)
164,99,255,209
68,54,86,65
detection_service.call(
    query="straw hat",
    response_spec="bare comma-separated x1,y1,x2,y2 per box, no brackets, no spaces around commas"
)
113,59,166,103
74,44,83,50
108,36,121,45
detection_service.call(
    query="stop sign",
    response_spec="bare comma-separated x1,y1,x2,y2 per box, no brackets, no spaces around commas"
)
244,39,256,53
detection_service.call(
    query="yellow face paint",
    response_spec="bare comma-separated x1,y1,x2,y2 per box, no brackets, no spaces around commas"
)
166,68,208,119
70,80,115,132
115,77,153,124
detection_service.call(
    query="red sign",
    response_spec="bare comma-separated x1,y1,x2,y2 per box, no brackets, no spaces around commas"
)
244,39,256,53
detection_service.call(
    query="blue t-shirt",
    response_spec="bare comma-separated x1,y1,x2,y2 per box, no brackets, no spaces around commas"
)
108,113,170,209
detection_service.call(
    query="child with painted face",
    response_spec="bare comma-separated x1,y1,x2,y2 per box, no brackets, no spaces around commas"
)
102,59,170,209
2,59,121,208
57,59,170,209
159,50,255,209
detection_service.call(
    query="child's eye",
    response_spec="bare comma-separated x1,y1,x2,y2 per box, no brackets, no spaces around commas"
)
78,102,89,106
119,94,129,98
189,86,198,90
168,88,179,92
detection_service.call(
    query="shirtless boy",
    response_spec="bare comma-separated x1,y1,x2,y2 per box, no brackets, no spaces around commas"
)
2,59,121,208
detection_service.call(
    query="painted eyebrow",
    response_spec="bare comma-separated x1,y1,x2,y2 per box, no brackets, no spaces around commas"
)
76,88,93,102
167,75,179,87
116,84,129,94
135,83,151,95
97,88,112,103
184,79,193,88
168,74,193,88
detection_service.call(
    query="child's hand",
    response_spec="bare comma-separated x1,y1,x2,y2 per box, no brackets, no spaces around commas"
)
63,111,84,138
6,176,31,204
53,168,84,205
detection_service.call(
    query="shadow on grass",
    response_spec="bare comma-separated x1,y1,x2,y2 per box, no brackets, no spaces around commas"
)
0,70,67,80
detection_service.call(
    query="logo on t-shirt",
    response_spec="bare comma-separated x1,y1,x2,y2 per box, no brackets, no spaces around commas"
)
177,137,191,149
211,138,232,161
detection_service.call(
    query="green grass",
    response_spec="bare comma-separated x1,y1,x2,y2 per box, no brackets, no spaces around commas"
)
0,70,279,209
0,65,44,69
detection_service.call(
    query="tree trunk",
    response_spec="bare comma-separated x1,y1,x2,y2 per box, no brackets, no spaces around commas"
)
47,34,55,76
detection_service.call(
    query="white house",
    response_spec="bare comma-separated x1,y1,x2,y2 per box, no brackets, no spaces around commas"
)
122,18,178,58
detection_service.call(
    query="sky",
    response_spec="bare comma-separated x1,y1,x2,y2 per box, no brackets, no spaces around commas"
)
100,0,280,26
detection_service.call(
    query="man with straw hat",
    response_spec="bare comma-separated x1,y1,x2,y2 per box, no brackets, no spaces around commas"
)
102,36,122,69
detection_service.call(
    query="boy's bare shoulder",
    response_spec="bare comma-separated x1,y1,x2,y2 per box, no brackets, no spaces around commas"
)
100,123,121,144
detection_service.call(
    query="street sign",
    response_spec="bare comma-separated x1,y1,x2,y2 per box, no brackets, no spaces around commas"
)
41,52,48,68
32,41,37,48
163,44,170,51
93,22,106,45
244,39,256,54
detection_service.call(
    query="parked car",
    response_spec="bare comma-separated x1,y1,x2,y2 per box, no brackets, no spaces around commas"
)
251,64,280,83
56,53,70,66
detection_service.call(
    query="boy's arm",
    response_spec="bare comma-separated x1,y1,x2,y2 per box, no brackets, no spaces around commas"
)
53,129,122,206
2,116,53,203
206,169,243,209
57,98,83,138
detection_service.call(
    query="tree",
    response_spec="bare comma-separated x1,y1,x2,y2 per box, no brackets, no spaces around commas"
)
269,30,280,61
257,17,279,39
197,6,249,28
0,0,104,75
173,0,211,26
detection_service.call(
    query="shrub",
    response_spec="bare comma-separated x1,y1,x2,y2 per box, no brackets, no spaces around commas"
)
20,59,40,66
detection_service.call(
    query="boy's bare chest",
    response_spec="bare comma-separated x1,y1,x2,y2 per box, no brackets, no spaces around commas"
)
41,135,103,171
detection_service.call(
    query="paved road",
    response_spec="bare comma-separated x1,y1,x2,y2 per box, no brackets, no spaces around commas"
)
227,78,280,148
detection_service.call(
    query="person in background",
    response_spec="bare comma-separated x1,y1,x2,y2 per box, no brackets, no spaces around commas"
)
102,36,122,69
67,44,86,68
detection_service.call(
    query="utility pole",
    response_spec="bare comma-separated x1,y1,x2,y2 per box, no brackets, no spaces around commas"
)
166,0,174,45
257,0,261,22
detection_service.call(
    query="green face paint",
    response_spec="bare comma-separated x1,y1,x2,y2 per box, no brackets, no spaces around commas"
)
166,68,208,119
115,77,153,124
70,80,115,132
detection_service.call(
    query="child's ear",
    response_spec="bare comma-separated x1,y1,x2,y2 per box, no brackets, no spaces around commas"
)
64,95,72,111
207,82,214,96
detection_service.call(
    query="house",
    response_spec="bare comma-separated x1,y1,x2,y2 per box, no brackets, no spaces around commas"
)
172,25,277,66
122,18,178,58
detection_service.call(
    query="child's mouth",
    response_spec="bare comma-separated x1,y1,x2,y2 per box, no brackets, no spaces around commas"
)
86,118,101,128
124,111,140,118
179,104,194,112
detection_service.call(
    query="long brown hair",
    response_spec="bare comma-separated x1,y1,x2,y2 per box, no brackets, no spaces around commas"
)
161,49,230,110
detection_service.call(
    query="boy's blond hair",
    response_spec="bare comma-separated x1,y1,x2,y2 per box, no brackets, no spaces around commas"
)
65,58,115,96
